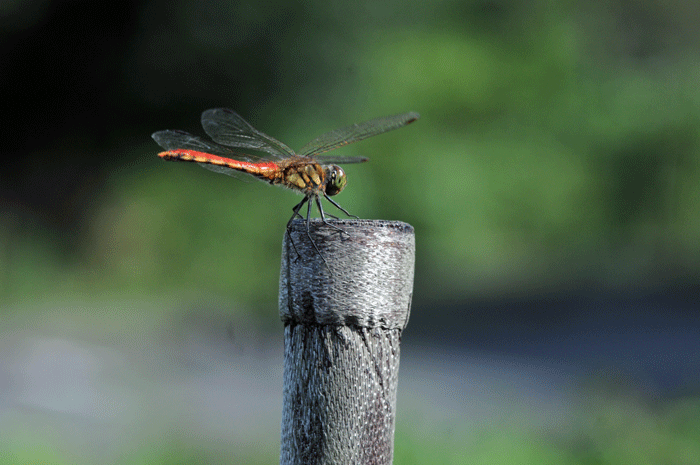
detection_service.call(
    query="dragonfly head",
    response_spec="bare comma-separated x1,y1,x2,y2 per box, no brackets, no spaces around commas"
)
324,165,348,196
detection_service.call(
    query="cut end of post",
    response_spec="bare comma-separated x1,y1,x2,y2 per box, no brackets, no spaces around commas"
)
279,218,415,328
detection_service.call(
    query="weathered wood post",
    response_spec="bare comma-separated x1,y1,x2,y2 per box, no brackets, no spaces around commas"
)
279,219,415,465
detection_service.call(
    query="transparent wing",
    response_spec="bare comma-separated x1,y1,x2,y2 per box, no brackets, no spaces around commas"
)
152,130,259,180
298,112,420,158
201,108,295,159
152,129,244,157
314,155,369,164
197,163,255,179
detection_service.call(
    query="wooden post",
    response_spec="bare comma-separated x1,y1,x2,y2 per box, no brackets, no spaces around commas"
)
279,219,415,465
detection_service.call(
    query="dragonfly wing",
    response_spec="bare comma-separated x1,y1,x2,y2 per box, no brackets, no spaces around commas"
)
298,112,420,157
152,130,246,157
197,163,255,180
201,108,295,159
314,155,369,164
153,130,260,181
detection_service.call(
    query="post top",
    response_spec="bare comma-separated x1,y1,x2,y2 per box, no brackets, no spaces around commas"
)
279,219,415,329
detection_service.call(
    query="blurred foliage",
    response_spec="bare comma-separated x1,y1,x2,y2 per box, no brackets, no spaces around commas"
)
1,2,698,462
2,0,700,312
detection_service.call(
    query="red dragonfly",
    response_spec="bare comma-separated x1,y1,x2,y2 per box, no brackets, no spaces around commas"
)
152,108,419,267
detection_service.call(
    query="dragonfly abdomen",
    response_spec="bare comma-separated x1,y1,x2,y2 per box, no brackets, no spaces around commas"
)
158,149,280,180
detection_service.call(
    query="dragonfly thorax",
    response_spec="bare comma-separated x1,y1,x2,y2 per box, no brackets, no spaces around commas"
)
276,161,325,194
277,161,347,197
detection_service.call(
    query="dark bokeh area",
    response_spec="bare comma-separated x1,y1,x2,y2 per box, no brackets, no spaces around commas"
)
1,0,700,463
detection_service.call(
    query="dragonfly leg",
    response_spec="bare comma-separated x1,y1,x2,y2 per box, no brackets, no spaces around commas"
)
323,192,360,219
304,196,333,274
286,195,333,274
288,196,309,228
315,196,347,234
286,197,311,261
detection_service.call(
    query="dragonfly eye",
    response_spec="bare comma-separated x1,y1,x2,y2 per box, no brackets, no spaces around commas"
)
325,165,347,196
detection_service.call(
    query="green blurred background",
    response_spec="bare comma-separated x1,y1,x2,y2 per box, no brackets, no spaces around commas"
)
1,0,699,463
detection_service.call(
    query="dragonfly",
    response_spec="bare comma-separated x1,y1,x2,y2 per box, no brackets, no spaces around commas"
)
152,108,420,269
